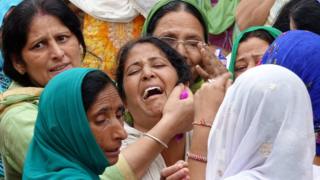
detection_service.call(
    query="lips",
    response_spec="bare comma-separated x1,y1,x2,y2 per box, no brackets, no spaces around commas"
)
104,148,120,158
49,63,72,76
142,86,163,100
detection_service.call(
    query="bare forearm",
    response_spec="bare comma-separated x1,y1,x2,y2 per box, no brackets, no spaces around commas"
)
236,0,275,30
122,117,176,178
188,126,211,180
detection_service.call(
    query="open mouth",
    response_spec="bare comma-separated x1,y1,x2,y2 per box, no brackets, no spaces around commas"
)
143,86,163,100
49,63,73,73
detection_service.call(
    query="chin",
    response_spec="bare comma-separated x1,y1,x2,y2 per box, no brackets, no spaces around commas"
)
106,156,119,166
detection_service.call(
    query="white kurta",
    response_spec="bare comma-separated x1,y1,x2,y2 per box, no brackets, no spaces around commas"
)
122,123,191,180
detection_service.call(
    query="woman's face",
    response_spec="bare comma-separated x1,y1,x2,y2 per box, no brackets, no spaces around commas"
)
235,37,270,79
15,14,82,87
87,85,127,165
152,11,205,83
123,43,178,131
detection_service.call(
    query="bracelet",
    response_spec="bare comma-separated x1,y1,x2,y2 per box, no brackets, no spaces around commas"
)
143,133,168,149
187,152,207,163
192,118,212,128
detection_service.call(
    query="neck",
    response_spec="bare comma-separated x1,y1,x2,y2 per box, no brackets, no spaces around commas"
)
161,134,186,166
132,113,162,133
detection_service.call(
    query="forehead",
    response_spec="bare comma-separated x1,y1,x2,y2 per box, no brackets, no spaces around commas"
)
27,13,68,36
91,85,122,107
238,37,270,54
125,43,168,63
152,11,204,39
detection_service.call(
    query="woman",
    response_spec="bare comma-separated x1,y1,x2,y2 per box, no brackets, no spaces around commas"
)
289,0,320,35
205,65,314,179
261,30,320,166
0,0,85,179
23,68,127,179
105,36,194,180
142,0,226,92
228,26,281,79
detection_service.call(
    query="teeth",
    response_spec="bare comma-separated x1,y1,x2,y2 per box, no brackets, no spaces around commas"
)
52,64,66,71
143,86,161,99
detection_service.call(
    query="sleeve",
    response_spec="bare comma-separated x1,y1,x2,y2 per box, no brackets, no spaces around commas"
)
0,102,38,174
100,153,137,180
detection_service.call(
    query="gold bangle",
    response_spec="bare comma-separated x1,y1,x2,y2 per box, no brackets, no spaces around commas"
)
143,133,168,149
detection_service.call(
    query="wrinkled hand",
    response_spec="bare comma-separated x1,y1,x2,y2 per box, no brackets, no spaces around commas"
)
162,84,194,135
195,43,228,81
161,160,190,180
194,73,232,125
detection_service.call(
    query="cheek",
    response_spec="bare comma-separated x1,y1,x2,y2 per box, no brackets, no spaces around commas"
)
90,125,110,147
123,77,138,97
187,50,202,65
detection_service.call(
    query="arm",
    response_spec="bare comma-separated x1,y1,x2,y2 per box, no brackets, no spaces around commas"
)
101,84,194,179
188,73,232,180
236,0,275,31
0,102,37,173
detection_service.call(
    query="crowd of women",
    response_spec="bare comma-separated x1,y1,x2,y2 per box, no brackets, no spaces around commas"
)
0,0,319,179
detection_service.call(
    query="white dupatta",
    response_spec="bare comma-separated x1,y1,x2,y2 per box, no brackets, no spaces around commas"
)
69,0,158,22
207,65,315,180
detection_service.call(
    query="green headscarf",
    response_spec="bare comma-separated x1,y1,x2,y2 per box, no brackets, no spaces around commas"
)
23,68,109,179
199,0,239,35
228,26,282,79
142,0,209,43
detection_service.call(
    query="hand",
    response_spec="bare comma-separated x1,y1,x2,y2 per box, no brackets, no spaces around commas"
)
195,43,228,81
161,160,190,180
194,73,232,125
161,84,194,135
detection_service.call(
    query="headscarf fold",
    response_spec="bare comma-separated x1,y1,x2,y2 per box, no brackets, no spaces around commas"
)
261,30,320,154
207,65,315,180
199,0,239,35
69,0,158,22
23,68,109,179
0,0,22,26
228,26,282,79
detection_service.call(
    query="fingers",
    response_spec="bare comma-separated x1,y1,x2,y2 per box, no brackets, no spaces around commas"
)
169,83,185,99
166,168,190,180
196,43,228,79
161,161,189,180
161,160,187,177
208,72,232,90
195,65,210,80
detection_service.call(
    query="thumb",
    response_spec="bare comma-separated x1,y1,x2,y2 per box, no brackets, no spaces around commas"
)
168,83,185,100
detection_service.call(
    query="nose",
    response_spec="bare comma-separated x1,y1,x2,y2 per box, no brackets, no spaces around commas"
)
112,120,127,140
141,66,155,81
175,44,191,66
247,58,257,70
50,41,64,61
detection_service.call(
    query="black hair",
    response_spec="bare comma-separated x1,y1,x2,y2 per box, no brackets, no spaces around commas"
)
240,30,276,45
146,0,208,43
290,0,320,35
2,0,86,86
116,36,191,100
81,70,116,112
273,0,301,32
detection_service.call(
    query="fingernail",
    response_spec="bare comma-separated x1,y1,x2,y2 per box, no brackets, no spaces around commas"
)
179,89,188,99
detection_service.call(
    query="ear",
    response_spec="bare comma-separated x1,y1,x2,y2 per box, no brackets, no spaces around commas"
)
12,55,27,75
